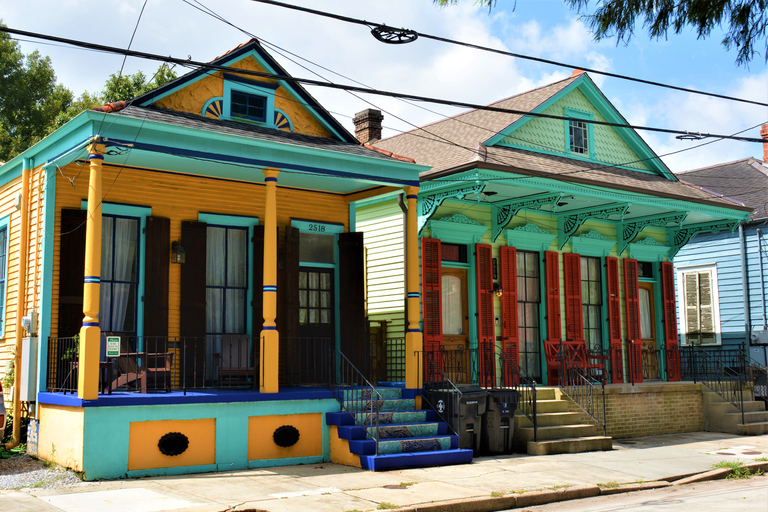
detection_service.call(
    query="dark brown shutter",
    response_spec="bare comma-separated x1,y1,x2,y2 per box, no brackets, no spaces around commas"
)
623,258,643,383
606,257,623,383
180,220,206,386
339,232,367,375
661,261,681,381
252,224,264,382
58,209,87,337
476,243,495,388
563,252,583,341
143,217,170,348
421,238,442,378
545,251,562,341
281,226,300,386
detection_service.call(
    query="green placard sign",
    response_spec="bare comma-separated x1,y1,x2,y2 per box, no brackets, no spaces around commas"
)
106,336,121,358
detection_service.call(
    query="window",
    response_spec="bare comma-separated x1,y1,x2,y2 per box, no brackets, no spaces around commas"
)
678,265,721,345
0,225,7,334
231,91,266,123
581,256,602,351
517,250,541,379
569,119,589,155
441,243,468,263
299,270,333,326
100,215,140,333
206,226,248,335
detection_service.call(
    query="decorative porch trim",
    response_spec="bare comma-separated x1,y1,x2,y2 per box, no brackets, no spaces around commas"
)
557,203,629,249
429,214,488,244
628,237,669,262
491,192,561,242
666,220,741,258
418,182,485,233
505,223,556,251
618,212,687,255
570,230,615,257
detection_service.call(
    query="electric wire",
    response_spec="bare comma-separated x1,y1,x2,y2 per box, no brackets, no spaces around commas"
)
0,26,764,143
248,0,768,108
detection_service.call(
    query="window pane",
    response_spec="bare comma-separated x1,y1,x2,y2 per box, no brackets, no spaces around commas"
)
309,309,319,323
299,233,334,264
206,288,223,333
299,290,307,308
442,275,463,335
206,227,226,286
101,217,114,280
227,228,247,287
321,309,330,324
225,289,246,333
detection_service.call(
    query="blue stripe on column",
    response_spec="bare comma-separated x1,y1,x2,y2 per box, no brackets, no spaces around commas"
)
407,292,420,298
88,154,104,160
263,286,277,292
407,328,421,333
83,322,99,327
265,177,278,182
406,195,418,199
262,326,277,330
84,276,100,283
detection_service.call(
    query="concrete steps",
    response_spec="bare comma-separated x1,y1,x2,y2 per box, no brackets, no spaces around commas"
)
703,390,768,435
514,387,612,455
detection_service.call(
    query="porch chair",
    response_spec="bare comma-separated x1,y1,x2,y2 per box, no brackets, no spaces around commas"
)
214,337,256,389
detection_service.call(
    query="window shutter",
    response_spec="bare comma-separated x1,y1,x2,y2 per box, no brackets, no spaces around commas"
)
476,243,495,387
280,226,300,387
563,252,583,342
58,209,87,338
606,256,623,382
144,216,170,350
251,224,264,384
661,261,680,381
421,238,443,356
623,258,642,383
339,232,367,376
180,220,207,387
499,246,519,362
545,251,562,340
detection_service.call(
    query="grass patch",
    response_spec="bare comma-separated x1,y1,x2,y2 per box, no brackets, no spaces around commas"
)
597,481,619,489
635,479,645,484
712,460,762,479
397,482,416,488
377,503,398,510
547,484,572,490
490,491,504,497
755,456,768,462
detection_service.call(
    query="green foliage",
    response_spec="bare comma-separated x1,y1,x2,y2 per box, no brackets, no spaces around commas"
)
712,459,762,479
566,0,768,65
102,64,177,103
434,0,496,10
597,481,620,488
377,503,398,510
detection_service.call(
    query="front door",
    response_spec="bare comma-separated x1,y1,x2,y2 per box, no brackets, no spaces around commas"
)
441,267,470,383
293,267,334,384
639,282,658,379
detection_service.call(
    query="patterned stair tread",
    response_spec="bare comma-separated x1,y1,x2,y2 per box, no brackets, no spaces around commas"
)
360,449,474,471
367,422,446,439
343,398,416,412
353,410,430,425
341,388,403,400
348,435,458,455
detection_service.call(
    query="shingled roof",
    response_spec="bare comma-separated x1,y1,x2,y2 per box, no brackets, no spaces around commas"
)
372,74,747,211
677,157,768,220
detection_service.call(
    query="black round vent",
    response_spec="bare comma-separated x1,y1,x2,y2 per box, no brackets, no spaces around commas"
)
273,425,300,448
158,432,190,456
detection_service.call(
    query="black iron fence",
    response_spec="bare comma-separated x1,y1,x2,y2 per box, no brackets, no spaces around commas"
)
384,338,405,382
498,349,537,442
47,335,337,394
558,349,607,436
680,345,746,424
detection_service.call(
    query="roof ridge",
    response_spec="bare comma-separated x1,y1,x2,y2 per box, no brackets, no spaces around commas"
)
363,143,416,163
676,157,756,174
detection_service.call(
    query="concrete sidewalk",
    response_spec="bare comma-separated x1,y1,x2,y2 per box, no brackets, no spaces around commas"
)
3,431,768,512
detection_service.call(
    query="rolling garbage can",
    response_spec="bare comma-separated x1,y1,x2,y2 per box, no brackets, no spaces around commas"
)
458,390,488,455
481,390,520,455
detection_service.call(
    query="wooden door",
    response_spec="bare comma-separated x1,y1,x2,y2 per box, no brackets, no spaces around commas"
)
639,282,658,380
441,267,470,383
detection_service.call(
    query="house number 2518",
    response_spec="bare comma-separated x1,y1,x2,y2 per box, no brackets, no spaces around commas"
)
308,224,326,232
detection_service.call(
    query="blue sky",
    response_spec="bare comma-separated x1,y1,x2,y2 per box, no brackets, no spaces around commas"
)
2,0,766,173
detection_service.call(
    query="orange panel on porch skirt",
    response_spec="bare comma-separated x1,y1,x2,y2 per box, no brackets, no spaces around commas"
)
248,413,323,461
128,418,216,471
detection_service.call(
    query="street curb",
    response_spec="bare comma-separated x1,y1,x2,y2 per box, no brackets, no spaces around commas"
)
598,481,670,495
673,462,768,485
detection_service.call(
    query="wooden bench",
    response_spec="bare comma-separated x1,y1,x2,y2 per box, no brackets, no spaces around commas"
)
111,352,174,393
543,340,607,385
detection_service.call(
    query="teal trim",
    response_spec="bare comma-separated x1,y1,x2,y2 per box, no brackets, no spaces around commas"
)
201,97,224,119
0,166,22,188
563,108,595,160
538,250,548,382
223,78,276,127
629,239,669,262
299,262,335,269
570,232,616,257
248,455,325,469
0,215,10,338
81,201,151,341
38,167,56,392
199,213,260,337
429,218,488,244
599,257,609,352
351,191,404,208
349,203,356,232
291,219,344,234
506,224,556,252
274,109,294,131
127,464,219,480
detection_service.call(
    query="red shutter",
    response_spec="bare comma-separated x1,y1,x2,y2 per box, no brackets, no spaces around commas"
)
563,253,583,342
606,257,623,382
476,244,496,387
421,238,443,378
499,246,519,386
661,261,681,381
545,251,562,341
623,258,643,383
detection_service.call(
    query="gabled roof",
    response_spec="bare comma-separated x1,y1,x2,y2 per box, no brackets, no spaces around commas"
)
131,39,358,144
677,157,768,220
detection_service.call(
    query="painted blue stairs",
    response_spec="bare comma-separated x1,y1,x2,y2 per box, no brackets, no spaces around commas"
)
326,387,474,471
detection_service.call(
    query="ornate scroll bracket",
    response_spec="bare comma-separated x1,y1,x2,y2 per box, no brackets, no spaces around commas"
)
418,182,485,233
618,212,688,255
491,192,561,242
557,203,629,249
666,220,740,258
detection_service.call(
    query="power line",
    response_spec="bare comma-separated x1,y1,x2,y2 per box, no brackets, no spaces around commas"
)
0,26,764,144
248,0,768,109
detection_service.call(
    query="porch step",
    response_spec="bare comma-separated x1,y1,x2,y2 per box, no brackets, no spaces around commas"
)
702,390,768,435
517,423,600,442
527,436,613,456
328,386,473,471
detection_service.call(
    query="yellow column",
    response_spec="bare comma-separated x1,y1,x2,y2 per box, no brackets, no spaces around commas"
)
78,140,105,399
260,168,280,393
404,186,423,389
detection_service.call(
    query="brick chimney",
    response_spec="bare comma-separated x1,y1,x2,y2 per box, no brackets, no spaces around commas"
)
761,124,768,163
353,109,384,145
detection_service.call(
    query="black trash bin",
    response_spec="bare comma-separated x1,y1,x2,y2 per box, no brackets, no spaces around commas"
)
481,390,520,455
457,390,488,455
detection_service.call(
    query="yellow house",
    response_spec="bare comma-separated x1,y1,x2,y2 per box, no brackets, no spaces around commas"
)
0,40,455,478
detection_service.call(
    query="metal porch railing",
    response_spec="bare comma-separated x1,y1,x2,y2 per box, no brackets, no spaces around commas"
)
680,345,746,425
557,347,607,436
